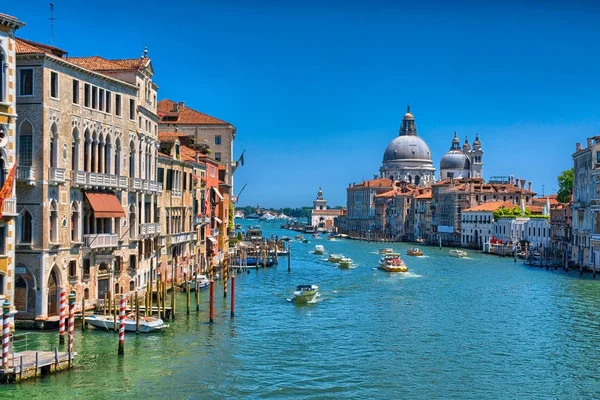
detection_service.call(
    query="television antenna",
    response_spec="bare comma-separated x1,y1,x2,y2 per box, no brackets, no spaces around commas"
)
49,4,56,45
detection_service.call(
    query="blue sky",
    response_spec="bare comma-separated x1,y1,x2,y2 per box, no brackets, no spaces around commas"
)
5,0,600,207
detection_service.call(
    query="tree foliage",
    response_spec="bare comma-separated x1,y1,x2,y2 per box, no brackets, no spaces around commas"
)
556,168,574,204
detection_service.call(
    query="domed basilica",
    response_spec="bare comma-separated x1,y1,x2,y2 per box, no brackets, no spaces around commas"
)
439,132,483,179
380,105,435,187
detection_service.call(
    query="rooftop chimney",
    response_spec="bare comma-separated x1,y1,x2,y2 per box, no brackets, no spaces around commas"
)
588,138,593,148
528,181,532,191
178,101,184,109
515,177,519,187
520,179,525,189
576,143,581,152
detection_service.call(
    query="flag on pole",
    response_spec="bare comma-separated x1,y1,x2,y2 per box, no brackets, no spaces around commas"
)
239,152,244,167
0,163,16,218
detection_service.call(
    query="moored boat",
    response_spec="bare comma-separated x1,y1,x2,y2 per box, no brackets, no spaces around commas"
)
293,285,319,303
184,274,210,291
449,249,468,258
378,253,408,272
378,248,394,254
85,314,168,333
314,245,325,255
406,248,424,257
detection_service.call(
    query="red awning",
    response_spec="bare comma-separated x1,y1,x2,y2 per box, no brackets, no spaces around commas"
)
84,192,126,218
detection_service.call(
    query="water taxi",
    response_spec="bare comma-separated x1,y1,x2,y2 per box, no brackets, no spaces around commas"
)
338,257,353,268
406,248,424,257
314,245,325,255
85,314,168,333
293,285,319,303
449,249,468,258
378,248,395,254
295,234,304,241
378,253,408,273
182,274,210,291
328,254,343,263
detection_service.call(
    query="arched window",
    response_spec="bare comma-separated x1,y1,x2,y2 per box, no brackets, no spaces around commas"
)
129,204,137,239
98,133,104,174
50,123,58,168
414,175,421,185
20,209,32,243
114,138,121,176
129,280,135,292
129,141,135,178
71,128,80,171
71,201,80,242
84,287,89,300
84,129,91,172
115,283,120,295
0,50,4,102
49,200,58,243
91,131,97,173
19,120,34,167
105,134,112,175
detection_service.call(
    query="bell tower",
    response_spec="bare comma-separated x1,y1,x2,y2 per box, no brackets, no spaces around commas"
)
470,135,483,178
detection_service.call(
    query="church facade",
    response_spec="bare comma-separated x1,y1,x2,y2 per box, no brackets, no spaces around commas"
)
439,132,483,180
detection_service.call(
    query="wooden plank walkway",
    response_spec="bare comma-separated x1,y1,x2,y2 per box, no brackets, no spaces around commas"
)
0,350,76,383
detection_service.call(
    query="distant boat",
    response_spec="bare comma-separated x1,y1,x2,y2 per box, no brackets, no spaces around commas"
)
314,245,325,255
182,275,210,291
338,257,353,269
379,248,394,255
246,213,260,219
406,248,423,257
293,285,319,303
328,254,343,263
449,249,468,258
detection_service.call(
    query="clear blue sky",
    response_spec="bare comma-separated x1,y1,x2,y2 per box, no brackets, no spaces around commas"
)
5,0,600,208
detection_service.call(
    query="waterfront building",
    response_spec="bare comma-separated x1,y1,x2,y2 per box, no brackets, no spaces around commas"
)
493,217,528,245
431,177,536,247
461,201,512,249
379,106,435,186
571,137,599,268
439,132,483,179
310,187,344,232
339,178,392,237
550,202,572,264
0,14,24,312
524,217,551,250
158,99,235,258
414,189,432,241
374,186,398,239
15,38,161,321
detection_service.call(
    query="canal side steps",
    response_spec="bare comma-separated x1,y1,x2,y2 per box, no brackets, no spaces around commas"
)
0,332,75,383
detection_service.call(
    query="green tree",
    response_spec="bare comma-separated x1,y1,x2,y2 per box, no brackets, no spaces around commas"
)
556,168,574,203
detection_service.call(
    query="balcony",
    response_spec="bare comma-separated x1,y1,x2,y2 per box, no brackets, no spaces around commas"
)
172,189,182,197
49,167,66,185
194,216,204,225
83,233,118,249
128,177,163,195
140,222,161,236
2,197,17,216
16,166,35,184
167,232,192,246
74,171,128,191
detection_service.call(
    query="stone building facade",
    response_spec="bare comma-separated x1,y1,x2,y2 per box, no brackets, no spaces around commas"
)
340,178,392,237
310,187,343,231
0,14,24,312
439,132,483,180
15,38,162,321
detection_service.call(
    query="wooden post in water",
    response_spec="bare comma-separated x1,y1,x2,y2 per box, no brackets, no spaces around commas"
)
81,295,86,331
103,293,107,316
230,274,235,318
157,280,161,319
186,278,191,315
223,256,228,298
113,292,118,333
209,278,215,323
135,291,140,334
171,262,176,320
287,242,291,272
108,291,113,317
195,279,200,311
58,288,66,344
163,280,167,320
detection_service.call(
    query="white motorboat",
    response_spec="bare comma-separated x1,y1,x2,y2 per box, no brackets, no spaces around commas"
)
85,314,168,333
314,245,325,255
293,285,319,303
378,248,395,254
328,254,343,263
338,257,353,268
184,274,210,291
449,249,468,258
378,253,408,273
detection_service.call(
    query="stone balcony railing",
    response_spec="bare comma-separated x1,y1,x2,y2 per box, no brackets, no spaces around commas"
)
140,222,161,236
2,198,17,216
128,177,163,195
172,189,182,197
73,171,128,190
49,167,66,185
194,216,204,225
167,232,193,246
83,233,118,249
16,166,35,184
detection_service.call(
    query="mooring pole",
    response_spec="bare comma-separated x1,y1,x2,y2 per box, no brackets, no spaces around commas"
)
2,301,10,369
231,274,235,318
118,294,126,356
58,288,66,344
67,292,75,367
209,278,215,323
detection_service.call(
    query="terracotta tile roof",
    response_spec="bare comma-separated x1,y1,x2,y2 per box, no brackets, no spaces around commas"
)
0,13,18,21
463,201,514,212
15,38,68,57
180,145,197,162
375,189,397,198
157,99,230,125
158,151,171,158
352,178,393,189
415,192,432,199
15,39,41,55
67,55,149,71
158,131,188,142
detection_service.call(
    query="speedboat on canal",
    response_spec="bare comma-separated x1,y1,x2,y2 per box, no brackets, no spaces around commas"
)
379,253,408,273
406,248,423,257
338,257,353,269
328,254,343,263
185,274,210,291
314,245,325,255
449,249,468,258
378,248,394,255
85,314,168,333
293,285,319,303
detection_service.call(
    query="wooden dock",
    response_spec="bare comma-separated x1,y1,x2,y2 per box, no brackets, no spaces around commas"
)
0,350,76,383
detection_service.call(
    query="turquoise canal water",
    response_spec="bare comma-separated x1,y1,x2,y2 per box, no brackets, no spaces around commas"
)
3,220,600,399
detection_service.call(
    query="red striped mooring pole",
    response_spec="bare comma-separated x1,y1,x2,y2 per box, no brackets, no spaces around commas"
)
209,278,215,323
59,288,66,344
118,294,126,355
230,275,235,318
67,291,75,364
2,300,10,369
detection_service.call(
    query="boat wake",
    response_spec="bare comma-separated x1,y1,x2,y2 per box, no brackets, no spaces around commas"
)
287,293,323,304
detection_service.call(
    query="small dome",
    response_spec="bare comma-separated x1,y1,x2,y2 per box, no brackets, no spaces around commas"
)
452,132,460,144
403,112,414,121
462,137,471,151
440,151,471,170
383,135,432,162
473,135,481,147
